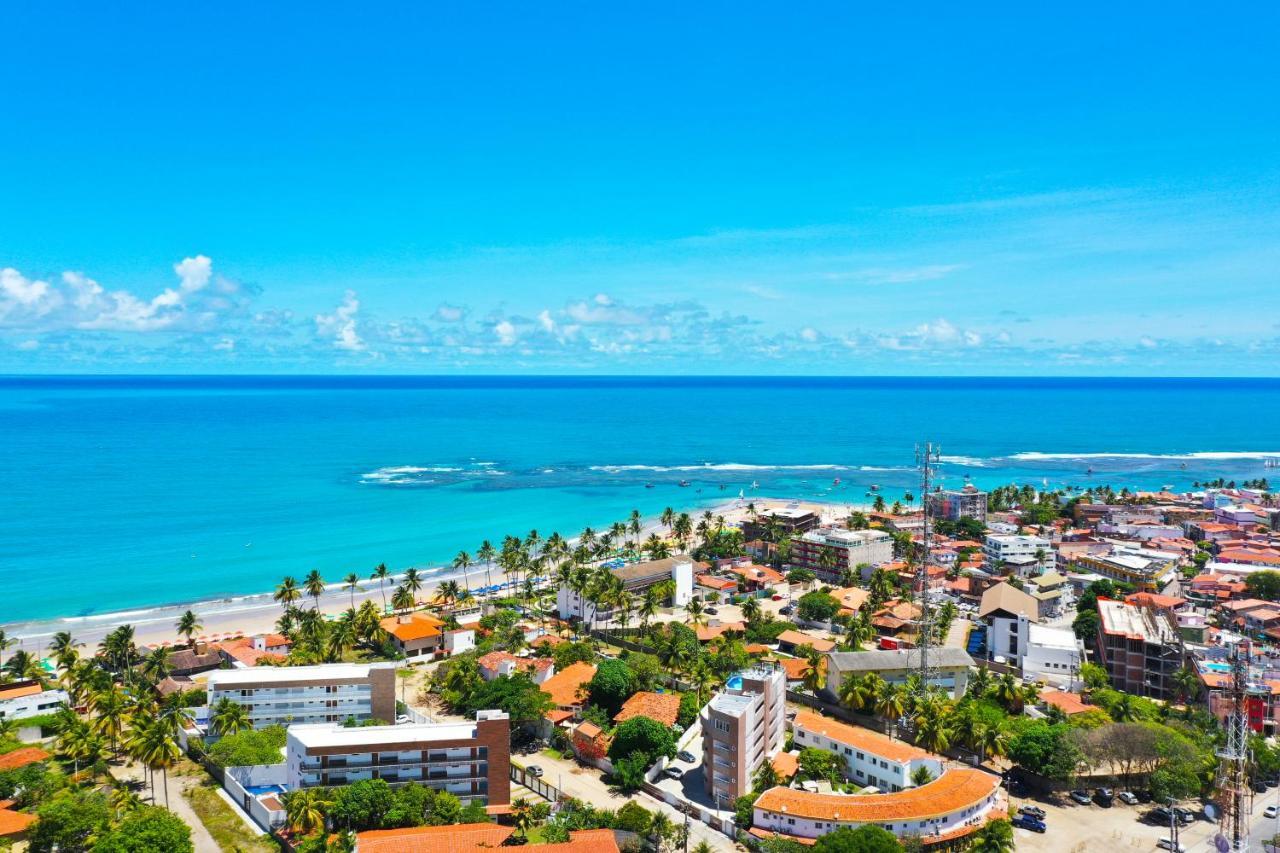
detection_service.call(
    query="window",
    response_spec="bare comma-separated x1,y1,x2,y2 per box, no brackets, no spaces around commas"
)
713,719,730,733
844,747,852,755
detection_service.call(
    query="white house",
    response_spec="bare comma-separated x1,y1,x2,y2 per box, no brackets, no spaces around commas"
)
988,614,1082,688
0,682,69,721
983,534,1053,576
557,556,693,623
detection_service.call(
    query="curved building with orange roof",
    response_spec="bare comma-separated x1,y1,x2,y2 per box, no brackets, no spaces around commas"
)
752,767,1001,841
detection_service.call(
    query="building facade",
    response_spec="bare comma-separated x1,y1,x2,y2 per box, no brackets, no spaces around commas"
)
1095,599,1184,700
285,710,511,805
790,710,943,791
1071,547,1181,592
927,485,988,523
988,615,1082,688
207,662,397,730
0,682,69,722
702,664,787,806
791,528,893,581
556,557,694,623
982,534,1052,576
825,648,973,699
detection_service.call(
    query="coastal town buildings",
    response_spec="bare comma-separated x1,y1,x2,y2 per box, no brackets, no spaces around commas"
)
1095,599,1184,700
702,664,787,807
556,556,693,623
207,662,397,730
1070,546,1181,592
926,484,988,523
987,614,1083,687
285,710,511,804
790,528,893,581
790,710,943,791
982,534,1052,576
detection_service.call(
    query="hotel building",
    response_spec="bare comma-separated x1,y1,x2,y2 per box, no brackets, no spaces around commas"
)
286,710,511,805
557,556,693,623
790,710,943,791
207,662,397,730
791,528,893,581
702,664,787,806
926,485,988,523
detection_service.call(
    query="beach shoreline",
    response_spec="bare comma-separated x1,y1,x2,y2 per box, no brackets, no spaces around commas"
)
3,495,867,656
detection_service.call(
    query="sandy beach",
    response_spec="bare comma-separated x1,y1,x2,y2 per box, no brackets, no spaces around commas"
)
3,496,867,658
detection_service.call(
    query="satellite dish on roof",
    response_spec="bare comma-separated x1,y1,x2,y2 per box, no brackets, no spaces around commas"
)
1214,832,1230,853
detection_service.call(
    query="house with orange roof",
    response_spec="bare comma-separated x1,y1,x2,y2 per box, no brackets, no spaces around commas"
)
778,657,812,687
695,574,738,603
1038,690,1092,717
539,662,596,717
0,799,35,842
776,630,836,654
478,651,555,684
752,767,1002,842
771,751,799,780
1124,592,1189,613
0,747,50,772
791,710,942,791
829,586,870,616
726,562,787,590
355,821,515,853
0,680,68,722
379,612,447,659
695,621,746,642
613,691,680,728
216,633,291,667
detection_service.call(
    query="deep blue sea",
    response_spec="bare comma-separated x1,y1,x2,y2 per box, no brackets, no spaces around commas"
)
3,375,1279,623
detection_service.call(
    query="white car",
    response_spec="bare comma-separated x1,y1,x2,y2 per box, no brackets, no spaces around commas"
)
1266,804,1279,819
1156,840,1186,853
1118,791,1140,805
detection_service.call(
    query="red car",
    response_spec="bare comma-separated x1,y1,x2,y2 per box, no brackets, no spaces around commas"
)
771,594,784,601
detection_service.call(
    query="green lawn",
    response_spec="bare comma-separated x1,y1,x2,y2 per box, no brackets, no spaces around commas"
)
541,747,567,760
185,782,281,853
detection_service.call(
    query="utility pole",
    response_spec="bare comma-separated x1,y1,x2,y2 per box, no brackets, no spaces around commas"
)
1166,797,1179,853
1216,640,1255,851
913,442,941,697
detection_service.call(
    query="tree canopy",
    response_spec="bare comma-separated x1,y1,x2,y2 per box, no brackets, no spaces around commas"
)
587,658,635,716
92,806,194,853
813,825,903,853
607,716,676,765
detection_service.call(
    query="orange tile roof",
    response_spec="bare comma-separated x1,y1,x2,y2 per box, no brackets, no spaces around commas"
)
793,710,932,764
728,564,786,584
747,828,817,846
0,748,50,772
745,643,772,654
1219,549,1280,565
215,637,286,666
1038,690,1091,715
830,586,871,612
776,630,836,652
695,622,746,642
0,806,36,838
0,683,43,701
545,709,575,724
380,613,444,642
754,768,998,822
771,751,799,779
1124,592,1187,610
356,822,514,853
614,691,681,727
532,829,621,853
540,662,596,707
530,634,565,647
696,574,737,590
780,658,812,681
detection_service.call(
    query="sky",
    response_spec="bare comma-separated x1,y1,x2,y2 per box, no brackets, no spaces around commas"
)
1,3,1278,375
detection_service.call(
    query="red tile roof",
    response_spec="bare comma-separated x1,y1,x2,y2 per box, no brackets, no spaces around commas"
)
0,748,49,772
771,751,799,779
355,822,514,853
540,662,596,708
0,806,36,838
380,612,445,642
776,630,836,652
614,691,680,727
754,768,999,822
1039,690,1091,716
793,710,931,764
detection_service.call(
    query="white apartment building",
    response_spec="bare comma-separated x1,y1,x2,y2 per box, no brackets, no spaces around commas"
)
790,710,943,791
285,710,510,805
702,664,787,805
983,534,1053,576
791,528,894,581
207,662,396,731
988,615,1082,688
0,682,68,721
557,556,693,623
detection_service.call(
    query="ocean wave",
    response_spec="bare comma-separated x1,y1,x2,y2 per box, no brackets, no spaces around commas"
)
1009,451,1280,461
361,463,506,485
589,463,850,473
938,455,988,467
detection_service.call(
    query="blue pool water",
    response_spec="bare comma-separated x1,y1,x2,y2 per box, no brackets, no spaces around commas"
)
3,375,1280,622
726,675,744,690
244,784,287,797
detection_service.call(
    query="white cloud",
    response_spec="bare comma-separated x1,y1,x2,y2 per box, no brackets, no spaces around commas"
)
494,319,518,346
14,339,39,351
800,327,819,342
213,337,235,351
314,290,365,351
434,303,465,322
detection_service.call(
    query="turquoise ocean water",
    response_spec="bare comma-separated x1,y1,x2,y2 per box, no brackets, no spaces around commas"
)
2,376,1279,624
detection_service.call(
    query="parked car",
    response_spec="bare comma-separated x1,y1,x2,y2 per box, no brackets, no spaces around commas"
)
1017,805,1047,819
527,765,543,778
1069,790,1093,806
1173,807,1196,824
771,594,784,601
779,605,794,616
705,606,719,615
1265,805,1278,819
1156,840,1186,852
1147,807,1174,825
395,714,411,724
677,750,697,763
1010,815,1047,833
1095,788,1115,806
664,767,684,780
1255,781,1269,793
1118,791,1140,805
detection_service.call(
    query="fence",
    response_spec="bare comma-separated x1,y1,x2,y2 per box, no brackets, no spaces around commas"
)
511,764,564,803
640,782,736,838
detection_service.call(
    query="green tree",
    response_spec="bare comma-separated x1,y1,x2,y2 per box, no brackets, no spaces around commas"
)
92,805,194,853
1246,571,1280,601
586,658,635,716
796,591,841,623
968,818,1014,853
1008,721,1082,783
328,779,396,830
798,748,843,784
813,825,903,853
30,789,112,853
607,717,676,766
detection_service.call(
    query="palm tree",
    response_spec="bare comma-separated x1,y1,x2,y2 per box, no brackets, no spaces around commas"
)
342,573,362,609
0,630,15,672
304,570,326,610
689,661,715,705
453,551,473,598
910,765,935,787
403,567,424,600
327,616,357,662
392,584,415,614
284,788,328,835
4,649,45,684
129,717,180,809
210,696,251,737
275,576,302,612
175,611,202,649
511,797,537,840
968,721,1009,764
967,665,994,699
740,596,762,624
1172,666,1200,704
844,611,875,650
639,587,660,637
439,580,461,608
139,646,171,684
838,672,883,714
799,645,826,695
686,598,707,627
371,563,391,613
874,682,907,737
49,631,82,671
912,698,953,753
477,541,496,594
968,818,1015,852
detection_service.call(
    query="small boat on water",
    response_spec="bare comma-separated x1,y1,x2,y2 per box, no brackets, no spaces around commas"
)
644,482,655,489
833,477,841,485
678,480,691,487
869,484,880,491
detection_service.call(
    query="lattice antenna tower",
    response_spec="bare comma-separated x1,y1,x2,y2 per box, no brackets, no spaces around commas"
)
1216,640,1254,852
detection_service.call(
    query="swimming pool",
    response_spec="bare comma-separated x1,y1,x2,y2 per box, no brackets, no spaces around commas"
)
245,784,287,797
1202,662,1231,673
726,675,743,690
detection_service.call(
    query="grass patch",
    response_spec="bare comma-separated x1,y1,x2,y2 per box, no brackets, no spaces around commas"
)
185,781,281,853
541,747,567,760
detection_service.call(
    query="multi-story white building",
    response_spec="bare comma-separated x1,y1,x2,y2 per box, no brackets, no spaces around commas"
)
988,615,1082,688
285,710,510,805
791,528,893,581
207,662,396,731
557,556,693,623
702,664,787,806
0,682,68,722
983,534,1053,576
926,485,988,523
790,710,943,791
